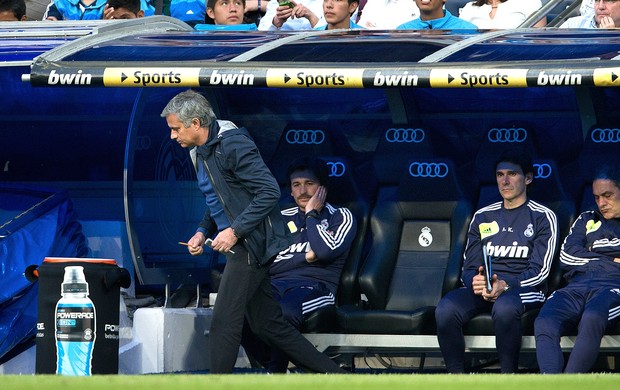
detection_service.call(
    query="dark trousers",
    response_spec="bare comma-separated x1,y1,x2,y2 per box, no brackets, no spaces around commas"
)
535,283,620,373
209,245,344,373
241,280,335,372
435,285,544,373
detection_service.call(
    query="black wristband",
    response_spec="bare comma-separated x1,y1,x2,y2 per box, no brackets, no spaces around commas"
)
305,209,320,219
232,228,241,239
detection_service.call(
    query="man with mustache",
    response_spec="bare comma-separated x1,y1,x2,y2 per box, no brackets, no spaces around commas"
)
242,157,357,372
535,166,620,373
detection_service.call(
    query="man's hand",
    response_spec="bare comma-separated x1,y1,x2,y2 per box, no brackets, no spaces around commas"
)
291,2,319,27
272,0,297,28
599,16,616,29
305,186,327,214
614,257,620,263
305,249,318,263
272,0,319,28
481,275,508,302
211,227,238,254
102,4,115,19
472,266,487,296
187,231,207,256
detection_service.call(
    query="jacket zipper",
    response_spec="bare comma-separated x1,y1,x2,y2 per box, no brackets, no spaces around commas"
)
202,158,250,265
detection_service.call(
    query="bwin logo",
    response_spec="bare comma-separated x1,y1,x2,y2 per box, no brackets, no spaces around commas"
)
285,130,325,145
487,127,527,143
327,161,346,177
591,128,620,143
534,163,552,179
409,162,449,178
485,241,530,259
48,69,92,85
385,128,425,143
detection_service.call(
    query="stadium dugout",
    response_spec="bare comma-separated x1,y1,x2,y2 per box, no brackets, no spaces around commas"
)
2,9,620,372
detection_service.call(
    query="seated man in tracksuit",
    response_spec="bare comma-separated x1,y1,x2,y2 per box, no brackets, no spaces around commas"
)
435,149,558,373
535,165,620,373
242,156,357,372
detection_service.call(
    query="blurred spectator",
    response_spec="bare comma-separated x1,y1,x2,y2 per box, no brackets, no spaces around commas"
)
103,0,144,19
397,0,477,29
205,0,244,24
459,0,546,29
357,0,419,29
258,0,325,30
170,0,206,25
561,0,617,28
0,0,27,21
258,0,357,30
315,0,361,29
44,0,152,20
196,0,260,29
43,0,107,20
535,166,620,374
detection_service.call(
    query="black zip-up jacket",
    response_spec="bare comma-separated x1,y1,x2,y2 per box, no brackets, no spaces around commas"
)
190,120,291,265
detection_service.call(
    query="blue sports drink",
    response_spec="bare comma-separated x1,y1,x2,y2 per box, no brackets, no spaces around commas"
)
55,266,96,376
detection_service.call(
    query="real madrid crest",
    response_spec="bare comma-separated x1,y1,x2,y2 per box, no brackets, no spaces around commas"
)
419,226,433,247
524,223,534,238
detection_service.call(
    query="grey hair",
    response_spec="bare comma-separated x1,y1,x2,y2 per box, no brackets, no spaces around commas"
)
160,90,215,128
593,165,620,190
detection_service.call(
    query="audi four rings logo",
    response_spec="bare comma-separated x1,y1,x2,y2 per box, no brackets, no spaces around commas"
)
487,128,527,143
285,129,326,145
385,128,425,143
533,163,552,179
136,135,151,151
326,161,346,177
409,162,449,178
591,128,620,143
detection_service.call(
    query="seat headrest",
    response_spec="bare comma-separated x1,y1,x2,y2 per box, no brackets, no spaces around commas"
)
372,126,435,185
474,125,538,184
396,158,462,202
528,159,569,202
268,126,336,185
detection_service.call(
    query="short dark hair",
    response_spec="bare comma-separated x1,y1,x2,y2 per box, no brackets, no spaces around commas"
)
593,165,620,190
207,0,246,9
494,148,534,177
287,157,329,189
106,0,141,14
0,0,26,20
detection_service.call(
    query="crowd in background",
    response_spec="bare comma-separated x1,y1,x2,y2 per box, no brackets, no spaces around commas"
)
1,0,615,30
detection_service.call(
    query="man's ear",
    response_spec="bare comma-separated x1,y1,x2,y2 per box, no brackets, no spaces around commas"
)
349,1,359,15
525,172,533,185
206,7,215,20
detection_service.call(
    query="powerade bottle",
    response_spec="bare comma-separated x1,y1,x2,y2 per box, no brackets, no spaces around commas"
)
55,266,96,376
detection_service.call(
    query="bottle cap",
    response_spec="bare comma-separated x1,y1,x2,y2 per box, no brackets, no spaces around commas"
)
61,266,89,294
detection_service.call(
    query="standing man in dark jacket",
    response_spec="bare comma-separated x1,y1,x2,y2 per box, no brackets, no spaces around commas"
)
161,89,346,374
